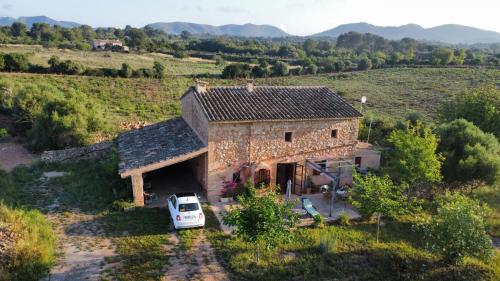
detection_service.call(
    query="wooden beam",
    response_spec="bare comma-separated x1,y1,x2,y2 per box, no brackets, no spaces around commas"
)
120,148,208,178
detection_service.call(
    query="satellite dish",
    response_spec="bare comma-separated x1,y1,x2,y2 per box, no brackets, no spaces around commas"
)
361,96,367,104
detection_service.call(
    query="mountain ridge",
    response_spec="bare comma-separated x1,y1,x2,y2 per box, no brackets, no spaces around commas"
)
145,22,290,38
0,16,81,28
313,22,500,44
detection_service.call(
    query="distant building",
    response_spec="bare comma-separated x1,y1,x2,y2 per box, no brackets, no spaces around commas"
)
91,39,129,52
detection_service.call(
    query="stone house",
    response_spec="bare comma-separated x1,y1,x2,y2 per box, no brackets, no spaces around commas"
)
117,82,366,206
91,39,129,52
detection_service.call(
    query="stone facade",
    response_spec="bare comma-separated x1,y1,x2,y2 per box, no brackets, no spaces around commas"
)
41,141,113,163
204,118,360,200
181,92,209,144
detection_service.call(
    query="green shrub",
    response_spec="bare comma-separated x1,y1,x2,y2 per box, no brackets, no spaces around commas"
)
111,199,135,211
418,192,493,264
3,53,29,72
0,203,56,281
319,230,337,254
28,90,106,150
0,127,9,140
338,211,350,226
313,214,325,228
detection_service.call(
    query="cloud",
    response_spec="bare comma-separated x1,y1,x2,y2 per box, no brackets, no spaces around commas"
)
1,3,12,10
217,6,248,14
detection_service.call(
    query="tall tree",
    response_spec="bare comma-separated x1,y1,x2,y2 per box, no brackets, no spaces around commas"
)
438,119,500,185
10,22,27,37
223,185,298,262
440,85,499,138
351,173,408,242
386,122,443,186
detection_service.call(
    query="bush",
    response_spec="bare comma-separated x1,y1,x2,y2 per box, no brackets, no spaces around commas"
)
319,231,337,254
119,63,133,78
221,63,251,79
271,61,290,76
313,214,325,228
0,127,9,140
111,199,135,211
338,211,350,226
173,50,188,59
27,90,106,150
418,192,493,264
438,119,500,185
0,203,56,281
3,53,29,72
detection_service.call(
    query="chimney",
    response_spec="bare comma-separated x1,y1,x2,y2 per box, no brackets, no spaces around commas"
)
195,80,209,93
246,79,254,92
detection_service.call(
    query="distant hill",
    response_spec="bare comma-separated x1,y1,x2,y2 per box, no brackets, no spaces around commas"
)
146,22,290,38
314,23,500,44
0,16,81,28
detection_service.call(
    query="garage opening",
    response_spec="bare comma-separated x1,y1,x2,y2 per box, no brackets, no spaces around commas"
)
142,153,207,208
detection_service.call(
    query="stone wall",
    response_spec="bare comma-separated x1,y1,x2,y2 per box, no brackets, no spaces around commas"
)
205,118,360,200
181,90,209,143
41,141,113,163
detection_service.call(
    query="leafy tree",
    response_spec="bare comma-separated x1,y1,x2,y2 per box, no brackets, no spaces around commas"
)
28,91,105,150
389,52,404,65
432,47,454,65
119,63,133,78
303,39,317,54
271,61,289,76
222,63,251,79
180,30,192,40
125,28,149,50
438,119,500,185
386,122,443,186
223,185,299,262
153,61,165,78
419,192,492,264
351,173,408,242
3,53,29,72
405,47,415,64
10,22,27,37
213,55,225,66
454,48,465,65
440,85,499,138
357,56,372,70
251,65,269,78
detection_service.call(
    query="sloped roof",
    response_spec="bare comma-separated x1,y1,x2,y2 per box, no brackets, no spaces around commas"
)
191,86,362,122
117,117,206,175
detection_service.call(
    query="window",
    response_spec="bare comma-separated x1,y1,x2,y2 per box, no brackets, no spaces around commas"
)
179,203,200,212
170,196,177,209
331,129,338,138
254,169,271,187
285,132,293,142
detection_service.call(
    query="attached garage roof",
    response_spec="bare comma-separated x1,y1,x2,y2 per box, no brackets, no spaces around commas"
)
191,86,362,122
117,117,206,176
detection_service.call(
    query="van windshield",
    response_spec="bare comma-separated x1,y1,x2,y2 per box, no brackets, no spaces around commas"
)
179,203,199,212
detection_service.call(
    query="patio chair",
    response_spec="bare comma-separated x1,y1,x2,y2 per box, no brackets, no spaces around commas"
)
301,198,320,218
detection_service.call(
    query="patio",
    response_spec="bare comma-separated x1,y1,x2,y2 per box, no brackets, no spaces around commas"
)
211,192,360,234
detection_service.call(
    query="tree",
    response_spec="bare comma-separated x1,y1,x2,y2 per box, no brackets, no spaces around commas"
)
28,91,105,150
350,173,407,242
222,63,251,79
386,122,443,186
251,65,269,78
357,56,372,70
119,63,133,78
271,61,289,76
440,85,499,138
3,53,29,72
405,47,415,64
419,192,492,264
10,22,27,37
389,52,404,65
432,47,454,65
454,48,465,65
153,61,165,78
223,185,299,262
180,30,192,40
125,28,149,50
303,39,317,54
438,119,500,185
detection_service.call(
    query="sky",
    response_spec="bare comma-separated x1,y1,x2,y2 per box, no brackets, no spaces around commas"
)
0,0,499,35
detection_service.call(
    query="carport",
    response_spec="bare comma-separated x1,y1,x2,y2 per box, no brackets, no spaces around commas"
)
117,117,207,207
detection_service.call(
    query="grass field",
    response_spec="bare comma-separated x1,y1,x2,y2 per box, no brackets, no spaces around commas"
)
0,44,224,75
1,67,497,139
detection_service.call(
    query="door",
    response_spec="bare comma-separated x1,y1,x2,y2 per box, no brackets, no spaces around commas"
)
355,157,362,167
294,163,304,195
276,163,296,194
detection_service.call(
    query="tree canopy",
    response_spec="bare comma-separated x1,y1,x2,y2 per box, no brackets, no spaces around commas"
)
438,119,500,185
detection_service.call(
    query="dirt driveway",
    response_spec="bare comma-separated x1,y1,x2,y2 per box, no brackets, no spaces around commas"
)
0,142,38,172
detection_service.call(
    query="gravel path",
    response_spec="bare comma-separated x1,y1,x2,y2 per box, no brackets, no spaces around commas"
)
0,142,38,172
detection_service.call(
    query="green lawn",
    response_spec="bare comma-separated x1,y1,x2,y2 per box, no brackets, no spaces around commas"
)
2,67,497,140
208,217,499,281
